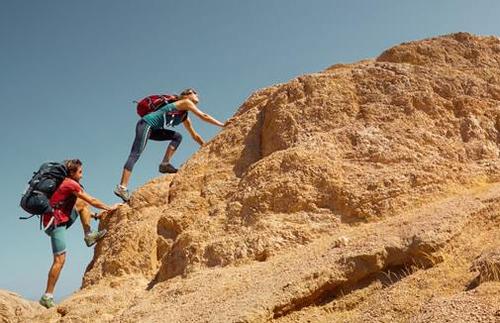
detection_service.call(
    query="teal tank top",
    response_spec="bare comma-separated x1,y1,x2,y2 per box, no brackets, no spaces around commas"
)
142,103,187,129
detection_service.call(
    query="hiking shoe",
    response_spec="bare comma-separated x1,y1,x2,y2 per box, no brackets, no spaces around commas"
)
84,229,107,247
39,295,55,309
159,163,178,174
114,185,130,202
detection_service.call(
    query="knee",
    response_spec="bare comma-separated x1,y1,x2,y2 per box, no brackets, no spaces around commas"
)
173,132,182,143
75,198,87,213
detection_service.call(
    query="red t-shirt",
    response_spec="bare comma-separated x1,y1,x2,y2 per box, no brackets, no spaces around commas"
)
42,178,82,227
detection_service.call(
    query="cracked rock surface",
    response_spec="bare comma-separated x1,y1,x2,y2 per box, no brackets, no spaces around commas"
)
3,32,500,323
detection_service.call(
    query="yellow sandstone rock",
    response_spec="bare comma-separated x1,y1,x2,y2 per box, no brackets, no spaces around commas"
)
3,32,500,323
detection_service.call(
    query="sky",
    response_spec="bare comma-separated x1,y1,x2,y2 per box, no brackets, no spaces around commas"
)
1,0,499,302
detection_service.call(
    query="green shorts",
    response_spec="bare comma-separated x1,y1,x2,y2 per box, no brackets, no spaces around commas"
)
45,209,79,255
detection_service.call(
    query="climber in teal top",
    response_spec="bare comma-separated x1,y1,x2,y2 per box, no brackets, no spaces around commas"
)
114,88,226,202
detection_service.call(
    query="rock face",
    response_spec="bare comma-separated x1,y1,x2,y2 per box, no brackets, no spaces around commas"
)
472,249,500,284
0,290,41,322
82,176,173,286
7,32,500,322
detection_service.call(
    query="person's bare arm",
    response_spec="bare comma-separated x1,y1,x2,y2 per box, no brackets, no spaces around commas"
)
75,190,114,211
182,117,204,146
175,99,225,127
75,198,119,220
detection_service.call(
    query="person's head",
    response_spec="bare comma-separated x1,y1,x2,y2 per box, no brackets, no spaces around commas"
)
65,159,83,182
180,88,199,104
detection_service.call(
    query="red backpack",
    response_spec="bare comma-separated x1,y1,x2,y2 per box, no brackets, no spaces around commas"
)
135,94,179,117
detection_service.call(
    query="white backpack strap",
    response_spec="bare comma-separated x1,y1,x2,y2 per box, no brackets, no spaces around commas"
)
41,214,55,231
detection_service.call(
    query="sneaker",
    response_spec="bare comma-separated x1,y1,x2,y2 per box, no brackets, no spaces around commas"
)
159,163,178,174
84,229,107,247
39,295,55,309
114,185,130,202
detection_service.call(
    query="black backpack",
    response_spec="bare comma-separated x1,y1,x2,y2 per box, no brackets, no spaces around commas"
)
20,162,67,218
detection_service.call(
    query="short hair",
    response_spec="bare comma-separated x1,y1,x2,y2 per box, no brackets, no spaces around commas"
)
64,159,82,176
180,88,197,96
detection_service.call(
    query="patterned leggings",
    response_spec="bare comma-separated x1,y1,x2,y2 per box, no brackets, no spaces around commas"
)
124,119,182,171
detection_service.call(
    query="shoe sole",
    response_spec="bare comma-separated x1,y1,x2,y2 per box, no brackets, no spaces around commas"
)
114,190,130,202
39,300,55,309
159,168,178,174
159,164,178,174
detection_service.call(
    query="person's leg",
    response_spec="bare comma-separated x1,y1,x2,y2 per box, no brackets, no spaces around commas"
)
75,198,91,235
40,226,67,307
74,200,108,247
150,129,182,173
120,120,152,187
119,169,132,189
161,142,179,164
45,252,66,295
115,120,151,202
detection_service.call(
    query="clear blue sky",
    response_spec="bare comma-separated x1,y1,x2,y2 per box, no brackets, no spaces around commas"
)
1,0,499,302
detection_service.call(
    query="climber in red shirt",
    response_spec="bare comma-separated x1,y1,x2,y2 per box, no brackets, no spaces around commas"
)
39,159,120,309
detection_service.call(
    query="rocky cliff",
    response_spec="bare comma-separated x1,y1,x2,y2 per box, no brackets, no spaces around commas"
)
3,32,500,323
